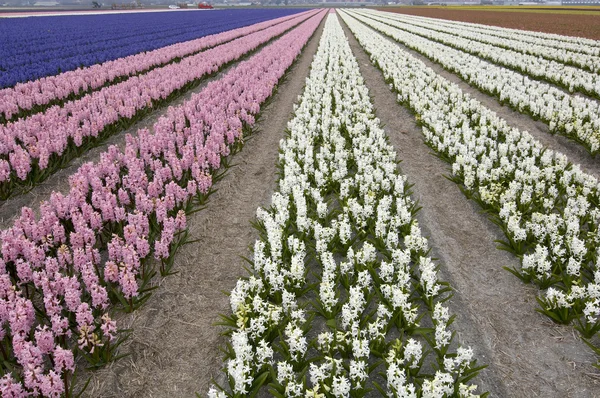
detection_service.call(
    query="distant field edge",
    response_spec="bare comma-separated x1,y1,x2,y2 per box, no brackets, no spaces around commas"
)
375,6,600,40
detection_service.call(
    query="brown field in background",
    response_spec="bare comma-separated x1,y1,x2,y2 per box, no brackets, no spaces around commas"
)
376,7,600,40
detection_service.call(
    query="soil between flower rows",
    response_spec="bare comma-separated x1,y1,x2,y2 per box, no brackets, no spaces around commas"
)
376,7,600,41
3,11,600,398
0,14,312,229
75,17,327,398
338,17,600,397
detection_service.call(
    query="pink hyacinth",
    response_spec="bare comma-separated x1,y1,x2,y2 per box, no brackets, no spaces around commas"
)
53,346,75,374
0,10,326,396
34,326,54,355
0,10,321,197
0,374,28,398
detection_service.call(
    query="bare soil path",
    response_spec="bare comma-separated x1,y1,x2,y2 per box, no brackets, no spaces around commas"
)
377,23,600,179
354,12,600,180
78,18,326,398
341,16,600,398
0,25,299,231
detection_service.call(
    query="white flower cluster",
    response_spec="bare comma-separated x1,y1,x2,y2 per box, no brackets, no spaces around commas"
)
388,11,600,57
340,10,600,343
348,10,600,154
368,10,600,73
353,9,600,99
211,13,483,397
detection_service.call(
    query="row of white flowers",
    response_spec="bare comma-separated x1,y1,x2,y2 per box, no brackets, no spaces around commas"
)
352,9,600,99
343,10,600,155
209,13,484,398
339,10,600,350
365,10,600,73
387,11,600,55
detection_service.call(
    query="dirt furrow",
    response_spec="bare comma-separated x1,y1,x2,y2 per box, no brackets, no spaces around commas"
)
374,33,600,179
340,17,600,398
0,20,310,229
79,19,326,398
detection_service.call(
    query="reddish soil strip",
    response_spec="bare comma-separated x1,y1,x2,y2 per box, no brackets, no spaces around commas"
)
376,7,600,40
517,7,600,11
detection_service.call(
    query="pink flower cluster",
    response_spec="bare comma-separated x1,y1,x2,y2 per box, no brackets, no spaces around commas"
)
0,10,315,122
0,9,320,192
0,10,325,397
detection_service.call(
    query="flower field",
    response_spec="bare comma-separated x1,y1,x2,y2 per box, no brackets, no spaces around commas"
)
0,9,307,88
0,7,599,398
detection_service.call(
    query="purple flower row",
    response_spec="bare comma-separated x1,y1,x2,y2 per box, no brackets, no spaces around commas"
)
0,9,308,89
0,9,319,200
0,10,325,397
0,10,315,123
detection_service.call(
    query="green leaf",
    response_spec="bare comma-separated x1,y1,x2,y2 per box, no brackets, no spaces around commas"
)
326,318,337,329
372,381,386,396
502,266,531,283
248,371,270,398
267,388,285,398
73,376,91,398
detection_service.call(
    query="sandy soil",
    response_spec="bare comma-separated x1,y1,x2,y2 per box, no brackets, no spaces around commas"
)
76,18,326,398
0,24,299,231
376,7,600,40
340,16,600,397
3,10,600,398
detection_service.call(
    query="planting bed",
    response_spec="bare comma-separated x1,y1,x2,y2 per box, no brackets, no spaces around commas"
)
377,7,600,40
1,7,600,398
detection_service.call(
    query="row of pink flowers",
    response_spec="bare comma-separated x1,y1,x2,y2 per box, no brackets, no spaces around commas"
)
0,10,325,397
0,9,320,196
0,10,315,122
